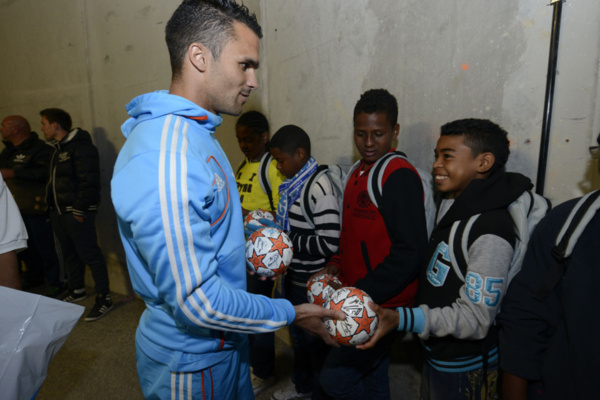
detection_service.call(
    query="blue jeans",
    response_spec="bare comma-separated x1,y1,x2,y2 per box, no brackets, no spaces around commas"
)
50,210,110,294
247,273,276,379
320,322,399,400
285,278,331,399
421,358,499,400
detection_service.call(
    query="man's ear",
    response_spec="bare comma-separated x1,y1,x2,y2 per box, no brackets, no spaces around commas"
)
477,152,495,174
188,43,209,73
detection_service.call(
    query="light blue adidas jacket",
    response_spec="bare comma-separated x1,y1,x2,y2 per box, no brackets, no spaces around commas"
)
112,91,295,371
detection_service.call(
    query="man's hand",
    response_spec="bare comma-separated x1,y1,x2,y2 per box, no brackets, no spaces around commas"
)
73,214,85,223
355,302,399,350
293,303,345,347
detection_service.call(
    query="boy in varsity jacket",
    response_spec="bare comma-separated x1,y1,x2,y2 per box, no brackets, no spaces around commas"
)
361,119,533,400
318,89,429,400
249,124,340,399
234,110,285,396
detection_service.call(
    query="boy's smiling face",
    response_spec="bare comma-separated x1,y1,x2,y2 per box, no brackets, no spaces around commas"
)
354,112,399,168
433,134,492,198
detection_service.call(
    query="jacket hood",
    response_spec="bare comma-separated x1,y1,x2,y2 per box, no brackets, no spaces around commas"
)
121,90,223,139
437,171,533,228
57,128,92,146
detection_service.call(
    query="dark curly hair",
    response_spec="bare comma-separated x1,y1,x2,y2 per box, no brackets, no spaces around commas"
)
353,89,398,129
440,118,510,173
236,110,269,135
270,125,311,157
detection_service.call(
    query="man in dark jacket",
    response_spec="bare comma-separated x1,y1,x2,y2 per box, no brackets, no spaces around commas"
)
40,108,112,321
0,115,62,294
497,132,600,400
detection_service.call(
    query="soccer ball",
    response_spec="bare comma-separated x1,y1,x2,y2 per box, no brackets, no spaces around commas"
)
307,274,342,306
324,287,378,346
244,209,275,229
245,227,293,277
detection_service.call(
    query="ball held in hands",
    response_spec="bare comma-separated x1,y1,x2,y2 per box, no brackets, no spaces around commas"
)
307,273,342,306
324,287,379,346
245,226,293,277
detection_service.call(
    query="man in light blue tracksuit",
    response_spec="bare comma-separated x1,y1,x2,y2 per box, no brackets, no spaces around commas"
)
111,1,341,399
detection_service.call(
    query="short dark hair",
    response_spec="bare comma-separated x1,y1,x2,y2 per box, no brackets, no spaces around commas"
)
440,118,510,172
166,0,262,77
236,110,269,135
40,108,72,132
270,125,311,156
353,89,398,129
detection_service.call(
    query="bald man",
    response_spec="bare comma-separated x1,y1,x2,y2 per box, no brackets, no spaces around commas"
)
0,115,63,295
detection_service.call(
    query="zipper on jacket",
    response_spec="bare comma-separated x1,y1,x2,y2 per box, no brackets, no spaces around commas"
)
49,143,61,215
44,145,54,213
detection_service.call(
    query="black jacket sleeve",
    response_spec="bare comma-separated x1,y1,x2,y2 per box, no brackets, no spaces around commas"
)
71,142,101,214
497,208,564,380
354,168,428,304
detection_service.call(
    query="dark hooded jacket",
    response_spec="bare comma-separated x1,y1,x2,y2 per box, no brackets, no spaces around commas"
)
498,196,600,399
0,132,53,215
47,128,101,216
415,171,532,366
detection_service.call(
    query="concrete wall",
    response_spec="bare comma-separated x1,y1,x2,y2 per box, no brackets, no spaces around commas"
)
1,0,599,294
260,0,600,198
0,0,182,295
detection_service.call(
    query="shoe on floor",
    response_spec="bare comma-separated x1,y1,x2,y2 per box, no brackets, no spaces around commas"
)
252,373,275,396
85,293,114,322
60,288,87,302
270,383,312,400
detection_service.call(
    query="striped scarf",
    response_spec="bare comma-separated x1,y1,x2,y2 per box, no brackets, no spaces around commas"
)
276,157,318,231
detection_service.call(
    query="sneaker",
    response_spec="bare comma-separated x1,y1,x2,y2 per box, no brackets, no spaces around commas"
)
60,288,87,302
270,383,312,400
252,374,275,396
85,294,114,322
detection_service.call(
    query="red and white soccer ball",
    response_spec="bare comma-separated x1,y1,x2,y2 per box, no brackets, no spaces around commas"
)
245,227,293,277
324,287,378,346
244,209,275,229
307,274,342,306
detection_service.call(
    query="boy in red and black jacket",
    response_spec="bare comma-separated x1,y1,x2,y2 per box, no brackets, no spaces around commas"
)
317,89,428,400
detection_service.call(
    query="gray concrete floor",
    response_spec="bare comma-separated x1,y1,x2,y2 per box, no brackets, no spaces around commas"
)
34,290,422,400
